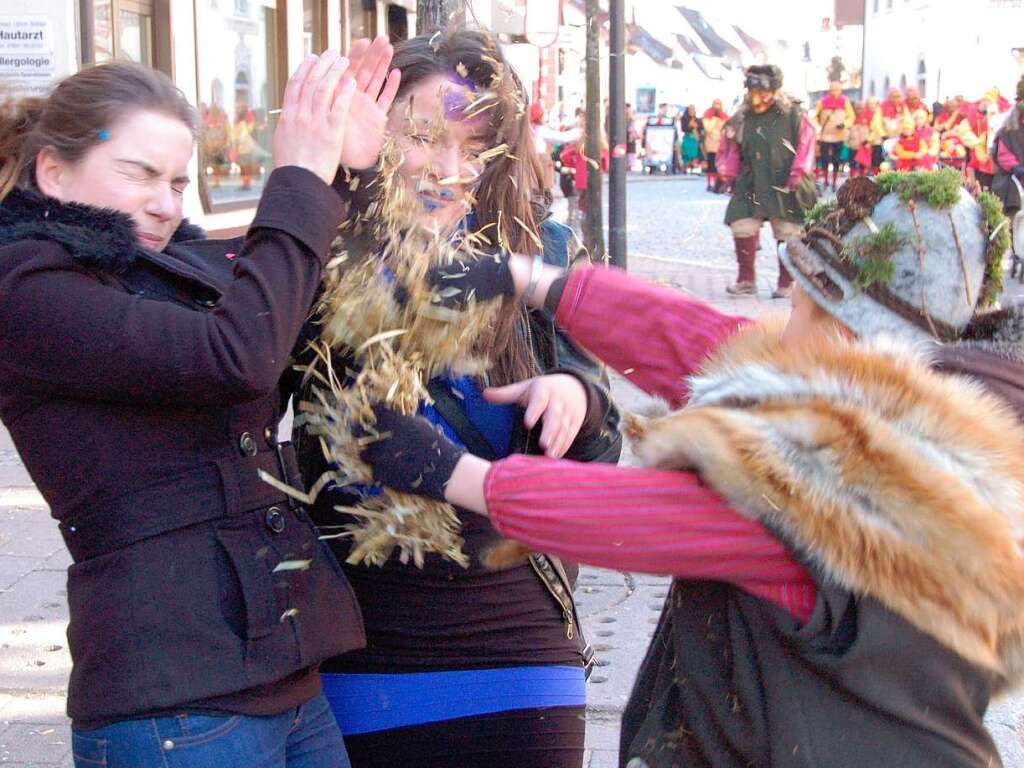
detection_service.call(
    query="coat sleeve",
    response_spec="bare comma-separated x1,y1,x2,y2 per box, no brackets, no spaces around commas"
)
0,167,344,406
485,454,817,621
554,266,748,409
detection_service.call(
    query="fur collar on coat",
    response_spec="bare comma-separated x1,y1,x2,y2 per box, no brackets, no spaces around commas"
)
0,186,205,274
628,321,1024,691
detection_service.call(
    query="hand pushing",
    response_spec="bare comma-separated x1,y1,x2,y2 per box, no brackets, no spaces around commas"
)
358,406,466,501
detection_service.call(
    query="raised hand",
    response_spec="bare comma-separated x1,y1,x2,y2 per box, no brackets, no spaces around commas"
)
484,374,588,458
337,36,402,170
272,51,357,184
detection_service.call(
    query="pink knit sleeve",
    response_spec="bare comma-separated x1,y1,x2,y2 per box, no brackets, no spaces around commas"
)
997,138,1021,172
717,130,740,180
787,114,818,187
554,266,748,409
485,455,817,622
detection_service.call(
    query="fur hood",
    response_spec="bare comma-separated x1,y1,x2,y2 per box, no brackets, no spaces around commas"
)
0,186,205,274
628,321,1024,689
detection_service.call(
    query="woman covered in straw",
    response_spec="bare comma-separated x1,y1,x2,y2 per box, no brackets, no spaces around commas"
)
293,30,620,768
0,43,399,767
353,171,1024,767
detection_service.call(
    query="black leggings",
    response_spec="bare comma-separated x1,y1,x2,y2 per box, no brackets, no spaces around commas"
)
342,705,586,768
821,141,844,171
706,151,717,173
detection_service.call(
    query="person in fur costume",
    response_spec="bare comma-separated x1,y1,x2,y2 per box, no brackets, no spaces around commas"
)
717,65,818,299
352,170,1024,767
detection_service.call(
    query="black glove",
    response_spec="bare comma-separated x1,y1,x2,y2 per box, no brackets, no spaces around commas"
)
357,406,466,501
1013,165,1024,181
426,252,516,309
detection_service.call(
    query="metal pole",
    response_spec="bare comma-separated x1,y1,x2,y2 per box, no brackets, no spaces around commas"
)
584,0,605,261
607,0,626,269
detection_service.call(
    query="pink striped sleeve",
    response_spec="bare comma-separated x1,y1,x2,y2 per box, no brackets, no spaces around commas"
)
485,454,816,622
554,266,748,408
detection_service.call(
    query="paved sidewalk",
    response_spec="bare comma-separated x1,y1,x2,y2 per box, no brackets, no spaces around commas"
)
2,194,1023,765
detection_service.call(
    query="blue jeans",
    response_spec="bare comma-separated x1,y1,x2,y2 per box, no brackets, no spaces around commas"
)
71,693,350,768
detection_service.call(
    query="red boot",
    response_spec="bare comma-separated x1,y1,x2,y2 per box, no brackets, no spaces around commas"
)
772,256,794,299
726,236,758,295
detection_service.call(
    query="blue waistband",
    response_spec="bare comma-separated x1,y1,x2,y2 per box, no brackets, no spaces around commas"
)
321,666,586,735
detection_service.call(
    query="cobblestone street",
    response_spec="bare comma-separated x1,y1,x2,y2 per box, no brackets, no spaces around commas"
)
2,175,1024,767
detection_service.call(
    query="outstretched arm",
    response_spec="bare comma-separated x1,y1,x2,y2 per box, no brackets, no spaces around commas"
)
507,261,748,408
361,409,816,622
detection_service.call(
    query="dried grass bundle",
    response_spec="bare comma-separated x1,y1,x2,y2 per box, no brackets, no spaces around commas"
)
297,102,513,568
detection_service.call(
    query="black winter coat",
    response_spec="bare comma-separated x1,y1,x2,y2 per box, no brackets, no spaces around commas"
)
0,167,365,727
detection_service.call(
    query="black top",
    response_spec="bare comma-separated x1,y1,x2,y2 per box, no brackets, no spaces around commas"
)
296,219,622,673
0,168,366,727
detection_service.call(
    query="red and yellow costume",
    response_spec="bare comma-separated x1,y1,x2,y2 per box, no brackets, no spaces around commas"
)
893,119,925,171
960,103,994,175
815,93,855,143
905,94,931,124
881,92,910,139
916,123,939,170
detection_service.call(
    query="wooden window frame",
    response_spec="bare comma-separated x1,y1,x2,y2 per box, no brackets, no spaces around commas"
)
79,0,171,74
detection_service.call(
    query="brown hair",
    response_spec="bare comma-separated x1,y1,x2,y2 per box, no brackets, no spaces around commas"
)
390,31,549,385
0,62,197,201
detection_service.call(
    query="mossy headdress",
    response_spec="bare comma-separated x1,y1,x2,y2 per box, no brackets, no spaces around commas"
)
783,169,1010,342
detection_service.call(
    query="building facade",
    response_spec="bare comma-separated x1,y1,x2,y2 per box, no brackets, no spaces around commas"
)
1,0,414,234
862,0,1024,104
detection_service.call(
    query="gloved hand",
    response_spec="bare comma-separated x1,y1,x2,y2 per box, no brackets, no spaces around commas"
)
357,406,466,501
426,252,516,309
1013,164,1024,181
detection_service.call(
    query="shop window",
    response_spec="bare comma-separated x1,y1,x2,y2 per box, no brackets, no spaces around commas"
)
304,0,327,55
85,0,156,67
195,0,284,210
387,4,409,44
346,0,376,45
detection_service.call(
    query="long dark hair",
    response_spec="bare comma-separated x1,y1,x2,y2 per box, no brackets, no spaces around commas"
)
0,62,196,201
390,31,549,385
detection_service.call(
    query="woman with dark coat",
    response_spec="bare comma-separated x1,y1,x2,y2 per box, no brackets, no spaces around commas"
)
0,44,399,768
293,31,621,768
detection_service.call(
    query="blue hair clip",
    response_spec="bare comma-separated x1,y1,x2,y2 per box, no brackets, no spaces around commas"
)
98,129,110,141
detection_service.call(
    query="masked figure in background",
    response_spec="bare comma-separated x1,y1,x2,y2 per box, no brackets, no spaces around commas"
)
881,87,909,143
718,65,816,299
904,86,931,124
815,81,854,191
915,111,939,170
962,97,997,190
702,99,728,192
893,116,925,171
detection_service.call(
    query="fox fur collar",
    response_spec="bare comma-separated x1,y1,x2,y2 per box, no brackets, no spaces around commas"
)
628,320,1024,689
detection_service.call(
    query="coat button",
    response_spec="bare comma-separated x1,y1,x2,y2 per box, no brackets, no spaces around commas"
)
265,506,286,534
239,432,258,457
162,739,175,751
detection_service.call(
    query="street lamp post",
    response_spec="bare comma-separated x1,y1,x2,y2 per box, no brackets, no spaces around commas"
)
607,0,627,269
583,0,605,260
